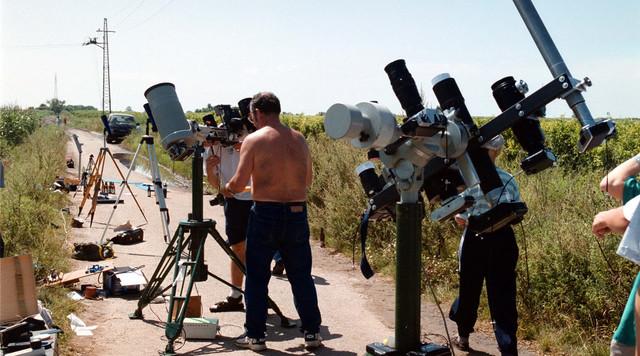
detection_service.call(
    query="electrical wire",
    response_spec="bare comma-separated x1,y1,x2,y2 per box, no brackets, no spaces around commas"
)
424,269,455,356
518,223,531,295
120,0,176,32
114,0,147,27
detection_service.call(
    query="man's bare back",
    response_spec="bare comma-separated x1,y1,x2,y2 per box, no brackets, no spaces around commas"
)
248,125,310,202
226,119,312,203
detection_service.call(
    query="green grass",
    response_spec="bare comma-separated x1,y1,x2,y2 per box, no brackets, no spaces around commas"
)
1,107,79,351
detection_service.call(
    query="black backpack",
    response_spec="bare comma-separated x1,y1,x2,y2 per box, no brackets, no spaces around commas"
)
109,228,144,245
72,242,114,261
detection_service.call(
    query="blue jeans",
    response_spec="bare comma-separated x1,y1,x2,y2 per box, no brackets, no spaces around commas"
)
244,202,322,338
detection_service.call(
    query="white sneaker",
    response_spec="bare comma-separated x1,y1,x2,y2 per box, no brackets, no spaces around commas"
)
304,333,323,349
234,335,267,351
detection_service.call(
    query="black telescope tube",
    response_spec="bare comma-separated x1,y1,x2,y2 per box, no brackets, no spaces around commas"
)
432,76,475,128
384,59,424,117
491,76,545,154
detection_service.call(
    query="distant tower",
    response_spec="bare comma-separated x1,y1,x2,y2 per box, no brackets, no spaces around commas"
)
83,18,115,114
54,73,58,100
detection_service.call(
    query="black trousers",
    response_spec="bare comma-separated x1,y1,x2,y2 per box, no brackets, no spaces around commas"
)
449,226,519,355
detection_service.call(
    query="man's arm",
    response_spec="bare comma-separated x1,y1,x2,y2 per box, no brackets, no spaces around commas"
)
592,206,630,238
304,139,313,189
225,135,255,196
600,153,640,201
205,153,221,189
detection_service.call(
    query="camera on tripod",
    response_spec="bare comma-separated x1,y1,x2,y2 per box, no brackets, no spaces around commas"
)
200,99,256,148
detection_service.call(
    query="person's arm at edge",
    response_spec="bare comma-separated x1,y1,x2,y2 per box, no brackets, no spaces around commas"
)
304,137,312,189
205,155,221,189
600,154,640,201
592,206,630,238
225,135,254,195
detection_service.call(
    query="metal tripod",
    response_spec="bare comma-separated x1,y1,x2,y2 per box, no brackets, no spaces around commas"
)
77,145,147,226
129,145,293,355
98,133,170,243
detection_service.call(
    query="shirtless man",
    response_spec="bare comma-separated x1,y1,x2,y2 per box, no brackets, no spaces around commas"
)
222,92,322,351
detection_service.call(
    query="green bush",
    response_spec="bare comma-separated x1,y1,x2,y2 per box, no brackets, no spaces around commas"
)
0,106,41,156
0,125,70,278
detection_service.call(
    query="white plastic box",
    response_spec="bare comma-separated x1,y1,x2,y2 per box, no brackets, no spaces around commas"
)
182,318,219,340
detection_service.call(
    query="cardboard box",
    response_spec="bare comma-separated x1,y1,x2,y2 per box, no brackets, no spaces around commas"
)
171,295,202,319
0,255,38,324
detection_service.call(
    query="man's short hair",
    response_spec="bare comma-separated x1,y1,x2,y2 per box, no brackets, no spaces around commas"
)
250,92,281,115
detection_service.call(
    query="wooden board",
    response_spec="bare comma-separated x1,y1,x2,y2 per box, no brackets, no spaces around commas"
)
0,255,38,324
46,264,114,286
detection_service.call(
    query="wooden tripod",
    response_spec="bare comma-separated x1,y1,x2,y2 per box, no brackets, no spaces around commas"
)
78,147,147,226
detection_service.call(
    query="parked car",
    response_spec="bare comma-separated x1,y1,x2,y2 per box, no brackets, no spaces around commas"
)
106,113,138,143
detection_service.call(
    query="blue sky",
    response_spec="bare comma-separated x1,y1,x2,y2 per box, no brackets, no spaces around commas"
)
1,0,638,117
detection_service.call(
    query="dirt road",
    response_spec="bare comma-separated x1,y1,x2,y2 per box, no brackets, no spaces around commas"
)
63,129,534,355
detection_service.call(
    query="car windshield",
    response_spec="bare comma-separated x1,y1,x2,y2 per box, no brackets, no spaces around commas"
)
111,116,136,124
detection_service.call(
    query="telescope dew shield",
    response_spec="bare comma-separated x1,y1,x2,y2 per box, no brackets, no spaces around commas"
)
144,83,194,160
432,74,476,128
356,162,383,198
324,102,399,150
324,103,367,140
384,59,424,118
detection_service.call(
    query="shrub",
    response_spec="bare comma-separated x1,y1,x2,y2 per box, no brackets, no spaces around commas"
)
0,125,70,277
0,106,40,155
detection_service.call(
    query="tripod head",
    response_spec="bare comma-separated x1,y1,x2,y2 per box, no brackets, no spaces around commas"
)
143,103,159,136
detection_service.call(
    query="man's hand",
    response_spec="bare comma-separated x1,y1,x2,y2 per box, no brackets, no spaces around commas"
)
454,214,467,227
592,207,629,238
206,153,220,168
221,182,235,198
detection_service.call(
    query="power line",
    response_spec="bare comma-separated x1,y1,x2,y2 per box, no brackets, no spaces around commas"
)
120,0,175,32
2,43,83,48
114,0,147,27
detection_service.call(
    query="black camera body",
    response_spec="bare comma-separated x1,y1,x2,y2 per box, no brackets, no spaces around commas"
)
209,193,225,206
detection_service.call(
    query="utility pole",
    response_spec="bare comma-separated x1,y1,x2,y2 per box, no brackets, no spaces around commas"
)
83,18,115,114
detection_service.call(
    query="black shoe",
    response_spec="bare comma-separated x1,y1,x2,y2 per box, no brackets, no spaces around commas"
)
209,296,244,312
272,260,285,276
451,334,470,351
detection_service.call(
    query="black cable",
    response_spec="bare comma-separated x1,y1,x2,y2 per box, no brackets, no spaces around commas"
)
518,223,531,295
351,222,360,268
424,269,455,356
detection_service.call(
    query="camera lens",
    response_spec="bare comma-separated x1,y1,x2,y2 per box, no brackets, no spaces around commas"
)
384,59,424,117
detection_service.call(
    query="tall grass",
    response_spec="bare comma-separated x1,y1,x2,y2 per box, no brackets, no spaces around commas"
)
0,107,78,348
0,126,70,277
